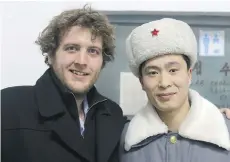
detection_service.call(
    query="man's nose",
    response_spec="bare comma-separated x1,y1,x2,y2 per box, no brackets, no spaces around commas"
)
74,49,88,65
158,72,172,88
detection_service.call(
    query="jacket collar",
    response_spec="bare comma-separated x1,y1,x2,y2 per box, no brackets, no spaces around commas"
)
35,68,109,118
124,89,230,151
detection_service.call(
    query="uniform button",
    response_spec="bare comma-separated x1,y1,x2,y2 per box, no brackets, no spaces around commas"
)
170,136,177,144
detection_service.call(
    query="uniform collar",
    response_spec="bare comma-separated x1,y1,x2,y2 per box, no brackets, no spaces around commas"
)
124,89,230,151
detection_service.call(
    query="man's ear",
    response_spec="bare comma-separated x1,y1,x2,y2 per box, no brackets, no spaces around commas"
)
188,68,192,85
47,55,52,65
139,76,145,90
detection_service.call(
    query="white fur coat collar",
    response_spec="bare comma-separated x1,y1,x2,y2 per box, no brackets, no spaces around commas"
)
125,89,230,151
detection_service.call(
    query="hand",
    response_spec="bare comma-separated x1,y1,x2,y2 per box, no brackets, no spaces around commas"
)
220,108,230,119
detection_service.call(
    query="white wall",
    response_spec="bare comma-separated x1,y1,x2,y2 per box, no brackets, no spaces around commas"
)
84,0,230,13
1,0,230,89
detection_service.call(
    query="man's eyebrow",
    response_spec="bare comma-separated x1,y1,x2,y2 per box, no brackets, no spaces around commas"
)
144,65,160,72
62,44,102,51
63,43,80,48
165,61,180,68
144,62,180,72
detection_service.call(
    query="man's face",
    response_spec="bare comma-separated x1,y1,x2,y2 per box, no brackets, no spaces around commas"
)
140,54,192,112
49,26,103,94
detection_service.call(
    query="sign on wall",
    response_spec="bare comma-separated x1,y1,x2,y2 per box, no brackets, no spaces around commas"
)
199,30,225,56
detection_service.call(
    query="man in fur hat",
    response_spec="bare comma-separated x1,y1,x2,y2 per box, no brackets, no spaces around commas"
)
120,18,230,162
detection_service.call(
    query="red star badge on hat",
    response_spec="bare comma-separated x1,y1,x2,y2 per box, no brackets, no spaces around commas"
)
151,29,159,36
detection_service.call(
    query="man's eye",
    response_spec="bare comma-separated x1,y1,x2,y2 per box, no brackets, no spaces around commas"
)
66,46,77,52
169,69,178,73
147,71,158,76
88,48,99,55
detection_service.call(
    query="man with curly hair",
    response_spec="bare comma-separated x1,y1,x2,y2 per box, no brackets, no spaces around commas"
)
1,6,125,162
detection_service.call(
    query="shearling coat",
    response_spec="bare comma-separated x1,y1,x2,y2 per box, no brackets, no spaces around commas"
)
120,89,230,162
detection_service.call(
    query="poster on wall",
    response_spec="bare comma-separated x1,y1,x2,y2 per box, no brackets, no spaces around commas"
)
191,60,230,108
199,30,225,56
120,72,148,116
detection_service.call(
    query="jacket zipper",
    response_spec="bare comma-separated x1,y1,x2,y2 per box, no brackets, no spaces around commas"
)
70,92,107,112
70,92,107,137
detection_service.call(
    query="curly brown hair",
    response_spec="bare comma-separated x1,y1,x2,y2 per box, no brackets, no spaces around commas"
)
35,5,115,67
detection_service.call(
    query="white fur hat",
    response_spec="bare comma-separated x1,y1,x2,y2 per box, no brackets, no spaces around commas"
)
126,18,197,77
